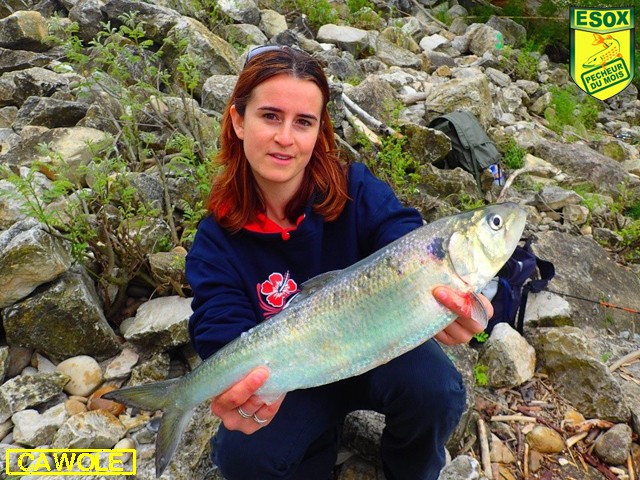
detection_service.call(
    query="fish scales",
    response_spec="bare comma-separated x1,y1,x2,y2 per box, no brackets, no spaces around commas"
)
182,223,457,403
103,202,527,477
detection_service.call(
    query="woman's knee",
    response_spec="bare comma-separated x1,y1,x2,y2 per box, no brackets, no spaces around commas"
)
370,340,466,414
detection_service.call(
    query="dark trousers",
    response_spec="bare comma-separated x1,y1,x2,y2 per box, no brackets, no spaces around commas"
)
211,339,465,480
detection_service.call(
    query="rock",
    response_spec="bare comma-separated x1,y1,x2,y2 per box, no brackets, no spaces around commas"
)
201,74,237,113
68,0,108,42
221,24,267,47
525,425,565,454
399,123,451,166
100,0,182,43
593,423,632,466
13,96,89,131
317,24,373,58
53,410,126,448
532,140,640,199
65,398,87,416
0,372,69,423
148,249,187,292
530,327,630,422
120,295,192,351
164,17,240,94
259,9,287,39
0,348,8,384
0,180,25,230
531,185,583,211
341,410,383,467
0,67,82,108
479,323,536,387
562,204,589,226
437,455,484,479
12,403,68,447
424,75,494,128
1,126,114,184
4,269,121,361
338,455,382,480
486,16,527,48
5,347,33,379
522,291,573,328
103,347,139,381
127,352,170,386
56,355,103,397
343,76,399,125
0,47,50,74
374,35,423,69
531,231,640,333
0,11,48,52
467,24,502,56
0,219,73,308
216,0,260,25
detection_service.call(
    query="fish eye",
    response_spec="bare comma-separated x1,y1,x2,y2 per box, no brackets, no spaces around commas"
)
488,214,503,231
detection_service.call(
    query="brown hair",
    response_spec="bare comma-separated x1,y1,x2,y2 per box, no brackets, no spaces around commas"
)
207,46,349,232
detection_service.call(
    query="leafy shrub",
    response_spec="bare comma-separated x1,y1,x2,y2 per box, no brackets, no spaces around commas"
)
544,85,602,136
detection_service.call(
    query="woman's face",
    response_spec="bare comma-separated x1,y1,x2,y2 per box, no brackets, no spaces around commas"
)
230,73,323,200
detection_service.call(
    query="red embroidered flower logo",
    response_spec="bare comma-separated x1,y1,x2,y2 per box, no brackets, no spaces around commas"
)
260,272,298,308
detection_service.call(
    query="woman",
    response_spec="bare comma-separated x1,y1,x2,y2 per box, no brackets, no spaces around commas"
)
186,45,490,480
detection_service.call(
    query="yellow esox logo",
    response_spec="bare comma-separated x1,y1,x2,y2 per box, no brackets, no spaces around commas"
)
570,6,635,100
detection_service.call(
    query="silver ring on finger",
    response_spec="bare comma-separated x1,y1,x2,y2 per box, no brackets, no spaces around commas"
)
253,413,268,424
237,407,252,419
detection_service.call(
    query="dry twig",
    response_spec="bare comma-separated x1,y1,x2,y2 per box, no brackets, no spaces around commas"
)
477,418,493,479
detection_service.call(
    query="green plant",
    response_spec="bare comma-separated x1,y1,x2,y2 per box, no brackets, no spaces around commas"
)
472,331,490,343
544,85,602,136
371,135,420,193
499,45,540,82
502,138,526,170
16,12,220,316
456,192,485,211
473,364,489,386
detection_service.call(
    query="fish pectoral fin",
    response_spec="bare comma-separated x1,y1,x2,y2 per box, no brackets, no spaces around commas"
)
469,291,489,329
286,270,343,308
300,270,342,291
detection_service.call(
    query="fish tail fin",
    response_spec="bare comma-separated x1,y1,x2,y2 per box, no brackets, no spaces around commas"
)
155,406,195,477
103,378,194,477
102,378,180,411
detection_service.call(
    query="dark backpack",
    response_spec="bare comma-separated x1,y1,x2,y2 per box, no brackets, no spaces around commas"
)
485,239,556,336
428,110,501,189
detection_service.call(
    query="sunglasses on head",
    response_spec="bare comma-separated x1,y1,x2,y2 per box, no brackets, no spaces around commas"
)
243,45,286,68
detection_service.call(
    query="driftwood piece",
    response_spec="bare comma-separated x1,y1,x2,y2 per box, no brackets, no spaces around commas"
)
344,107,381,146
341,93,399,137
399,92,427,105
609,349,640,372
496,166,558,203
490,414,537,423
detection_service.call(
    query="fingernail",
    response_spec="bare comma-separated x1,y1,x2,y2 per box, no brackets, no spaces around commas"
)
433,286,448,301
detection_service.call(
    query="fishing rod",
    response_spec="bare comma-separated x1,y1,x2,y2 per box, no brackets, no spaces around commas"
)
544,288,640,315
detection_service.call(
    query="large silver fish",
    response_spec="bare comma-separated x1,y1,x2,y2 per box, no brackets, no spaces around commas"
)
104,202,527,477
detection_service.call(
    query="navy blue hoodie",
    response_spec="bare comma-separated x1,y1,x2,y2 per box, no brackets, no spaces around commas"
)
186,163,423,360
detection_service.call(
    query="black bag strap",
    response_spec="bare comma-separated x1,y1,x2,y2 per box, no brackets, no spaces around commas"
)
515,246,556,333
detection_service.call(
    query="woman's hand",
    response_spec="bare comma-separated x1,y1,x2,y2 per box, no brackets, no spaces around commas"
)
432,285,493,345
210,367,285,434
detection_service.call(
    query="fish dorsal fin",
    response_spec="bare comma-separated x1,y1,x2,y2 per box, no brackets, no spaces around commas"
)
284,270,342,309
